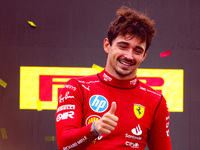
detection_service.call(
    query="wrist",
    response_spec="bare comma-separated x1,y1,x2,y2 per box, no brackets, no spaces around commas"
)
90,121,100,137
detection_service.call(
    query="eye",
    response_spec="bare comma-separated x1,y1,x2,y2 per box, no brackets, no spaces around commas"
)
118,44,128,49
134,49,143,54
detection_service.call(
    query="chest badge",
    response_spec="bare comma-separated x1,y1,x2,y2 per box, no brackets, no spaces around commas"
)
134,104,145,119
89,95,108,113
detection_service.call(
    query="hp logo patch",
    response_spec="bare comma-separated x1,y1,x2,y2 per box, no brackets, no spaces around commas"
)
89,95,108,113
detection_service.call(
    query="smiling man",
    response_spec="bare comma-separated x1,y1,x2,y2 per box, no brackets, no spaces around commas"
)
104,35,147,79
56,6,172,150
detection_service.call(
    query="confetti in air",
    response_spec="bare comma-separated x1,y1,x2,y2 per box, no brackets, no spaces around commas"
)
27,21,36,28
0,79,7,88
0,128,8,139
45,136,56,142
160,50,171,58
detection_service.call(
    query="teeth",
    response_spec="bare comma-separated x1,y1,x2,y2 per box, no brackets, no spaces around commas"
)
120,60,132,66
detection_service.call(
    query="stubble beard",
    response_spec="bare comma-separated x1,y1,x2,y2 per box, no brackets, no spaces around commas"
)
114,59,137,78
114,67,133,77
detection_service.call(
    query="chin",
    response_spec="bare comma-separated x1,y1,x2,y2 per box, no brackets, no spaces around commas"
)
115,68,133,77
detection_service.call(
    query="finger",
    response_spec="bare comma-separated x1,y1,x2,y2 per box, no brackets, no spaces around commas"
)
103,112,119,122
102,118,118,127
102,124,115,132
98,127,112,135
109,102,117,115
97,122,116,135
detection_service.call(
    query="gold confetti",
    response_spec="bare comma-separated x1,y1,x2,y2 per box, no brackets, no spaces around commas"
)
45,136,55,142
0,79,7,88
27,21,36,28
0,128,8,139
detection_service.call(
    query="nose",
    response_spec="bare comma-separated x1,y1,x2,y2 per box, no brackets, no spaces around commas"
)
124,49,133,60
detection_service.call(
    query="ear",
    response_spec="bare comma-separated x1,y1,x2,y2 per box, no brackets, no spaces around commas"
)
104,38,110,54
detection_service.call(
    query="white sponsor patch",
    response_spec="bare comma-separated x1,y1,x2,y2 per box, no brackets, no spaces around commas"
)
59,91,74,103
125,141,139,148
56,111,74,122
63,136,87,150
131,124,142,136
63,84,77,91
57,105,75,113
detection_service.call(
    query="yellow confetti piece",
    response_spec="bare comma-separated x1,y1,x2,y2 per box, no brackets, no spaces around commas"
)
0,79,7,88
36,99,42,111
45,136,55,142
92,64,104,72
27,21,36,28
0,128,8,140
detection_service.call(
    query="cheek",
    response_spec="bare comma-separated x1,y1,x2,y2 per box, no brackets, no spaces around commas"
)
114,50,125,58
107,53,116,64
109,50,119,59
134,56,144,64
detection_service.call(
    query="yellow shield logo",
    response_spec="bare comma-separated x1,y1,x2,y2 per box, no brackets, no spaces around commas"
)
134,104,145,119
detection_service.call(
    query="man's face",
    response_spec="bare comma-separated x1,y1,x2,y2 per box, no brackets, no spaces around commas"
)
104,35,147,80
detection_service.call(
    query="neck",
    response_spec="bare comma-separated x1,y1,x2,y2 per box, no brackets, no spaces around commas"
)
97,69,138,89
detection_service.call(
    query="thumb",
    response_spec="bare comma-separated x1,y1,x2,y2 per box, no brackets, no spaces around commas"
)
109,102,117,115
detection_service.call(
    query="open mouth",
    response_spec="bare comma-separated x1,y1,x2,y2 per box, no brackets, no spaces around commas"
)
119,59,134,66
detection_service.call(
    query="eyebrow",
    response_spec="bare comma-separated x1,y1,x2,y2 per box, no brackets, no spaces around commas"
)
117,41,129,45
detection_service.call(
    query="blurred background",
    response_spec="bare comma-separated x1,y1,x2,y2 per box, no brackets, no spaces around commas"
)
0,0,200,149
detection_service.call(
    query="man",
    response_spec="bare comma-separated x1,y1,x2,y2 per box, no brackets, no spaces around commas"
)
56,6,172,150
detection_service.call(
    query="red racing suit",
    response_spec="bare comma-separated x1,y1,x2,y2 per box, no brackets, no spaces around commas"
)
56,69,171,150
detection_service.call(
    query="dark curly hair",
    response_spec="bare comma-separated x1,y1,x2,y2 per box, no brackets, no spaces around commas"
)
107,6,156,51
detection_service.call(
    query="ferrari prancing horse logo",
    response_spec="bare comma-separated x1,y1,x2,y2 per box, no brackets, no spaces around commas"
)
134,104,145,119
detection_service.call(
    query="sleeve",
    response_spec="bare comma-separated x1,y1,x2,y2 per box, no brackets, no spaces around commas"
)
55,79,95,150
147,96,172,150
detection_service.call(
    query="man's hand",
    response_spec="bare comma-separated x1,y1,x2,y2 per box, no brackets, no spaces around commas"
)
93,102,119,135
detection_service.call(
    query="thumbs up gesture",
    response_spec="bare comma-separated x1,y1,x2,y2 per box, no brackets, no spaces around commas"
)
92,102,119,135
